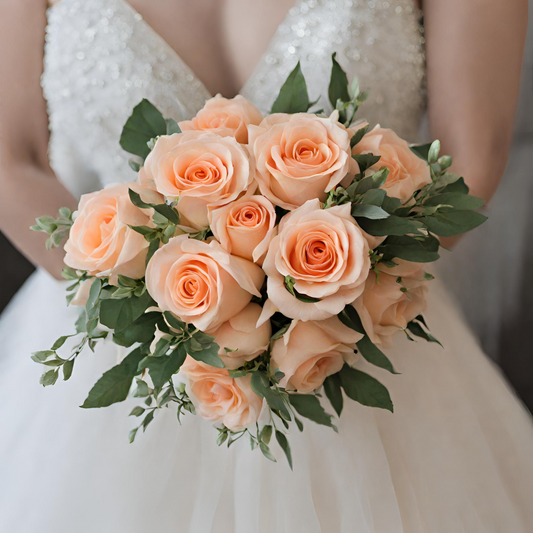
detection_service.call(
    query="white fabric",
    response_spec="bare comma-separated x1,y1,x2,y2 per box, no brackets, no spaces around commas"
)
1,0,532,531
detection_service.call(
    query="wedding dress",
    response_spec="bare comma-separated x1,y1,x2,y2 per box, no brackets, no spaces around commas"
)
1,0,532,531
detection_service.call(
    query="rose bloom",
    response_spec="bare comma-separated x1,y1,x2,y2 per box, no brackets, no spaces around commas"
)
352,125,431,203
211,303,271,370
263,199,370,321
179,94,263,144
209,195,276,265
64,182,163,283
145,234,264,331
271,316,362,393
248,112,355,210
140,132,253,229
352,259,429,348
180,356,263,431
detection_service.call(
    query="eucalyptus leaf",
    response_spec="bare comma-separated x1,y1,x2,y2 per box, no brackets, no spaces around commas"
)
422,211,487,237
251,371,291,420
357,215,424,236
424,192,484,211
145,344,187,389
351,204,390,220
378,235,440,263
352,153,381,173
185,339,224,368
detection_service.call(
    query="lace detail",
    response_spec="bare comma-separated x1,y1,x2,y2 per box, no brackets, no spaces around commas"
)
242,0,426,140
42,0,425,198
42,0,210,196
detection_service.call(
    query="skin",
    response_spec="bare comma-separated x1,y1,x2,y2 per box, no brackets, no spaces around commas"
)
0,0,527,277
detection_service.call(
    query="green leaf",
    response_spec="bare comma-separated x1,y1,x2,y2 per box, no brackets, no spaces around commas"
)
407,319,442,346
119,99,167,160
271,61,310,114
271,321,292,341
421,210,487,237
166,118,181,135
128,159,141,172
356,215,424,237
62,359,75,381
81,347,144,408
32,350,55,362
128,189,180,224
113,312,162,347
323,374,344,417
85,277,102,312
145,344,187,389
360,188,386,206
350,124,369,148
146,238,160,266
133,379,150,397
339,365,393,412
409,142,432,161
40,369,59,387
275,430,293,470
129,406,145,417
129,427,139,443
338,305,365,334
251,371,291,421
441,176,469,194
424,192,484,211
260,424,273,445
378,235,440,263
328,52,350,108
185,339,224,368
288,394,335,428
352,153,381,174
351,204,390,220
357,335,397,373
259,441,277,463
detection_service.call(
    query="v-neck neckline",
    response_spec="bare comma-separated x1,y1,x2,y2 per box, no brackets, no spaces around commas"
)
51,0,300,98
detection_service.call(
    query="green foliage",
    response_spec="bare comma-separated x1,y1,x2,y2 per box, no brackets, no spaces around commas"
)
271,62,314,114
323,374,344,417
119,99,167,160
275,430,293,470
288,394,335,428
81,347,145,408
30,207,73,250
406,315,442,346
284,275,321,303
339,365,394,412
378,234,440,263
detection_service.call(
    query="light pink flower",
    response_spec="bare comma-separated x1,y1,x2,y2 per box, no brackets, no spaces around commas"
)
209,195,276,264
262,199,370,321
271,317,362,393
180,357,263,431
248,112,355,210
179,95,263,144
64,183,163,283
145,235,264,331
352,260,428,348
352,125,431,202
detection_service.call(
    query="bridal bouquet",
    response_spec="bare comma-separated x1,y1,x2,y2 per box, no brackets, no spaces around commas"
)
32,55,486,467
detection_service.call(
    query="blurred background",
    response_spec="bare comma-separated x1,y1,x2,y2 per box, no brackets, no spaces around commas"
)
0,3,531,408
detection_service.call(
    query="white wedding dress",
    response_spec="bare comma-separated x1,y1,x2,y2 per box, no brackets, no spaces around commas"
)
1,1,532,531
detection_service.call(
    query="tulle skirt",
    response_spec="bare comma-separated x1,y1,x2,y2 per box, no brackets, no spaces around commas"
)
1,269,532,533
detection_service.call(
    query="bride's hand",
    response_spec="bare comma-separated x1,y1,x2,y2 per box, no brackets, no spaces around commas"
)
0,0,77,279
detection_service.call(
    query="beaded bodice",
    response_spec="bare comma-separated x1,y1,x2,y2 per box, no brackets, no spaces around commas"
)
42,0,426,198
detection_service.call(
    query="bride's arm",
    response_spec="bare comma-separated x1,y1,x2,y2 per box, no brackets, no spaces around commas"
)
0,0,77,278
424,0,527,209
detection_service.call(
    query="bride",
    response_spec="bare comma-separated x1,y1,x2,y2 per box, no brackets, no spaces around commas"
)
0,0,531,531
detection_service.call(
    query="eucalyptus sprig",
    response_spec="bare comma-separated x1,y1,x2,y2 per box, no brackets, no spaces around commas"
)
30,206,73,249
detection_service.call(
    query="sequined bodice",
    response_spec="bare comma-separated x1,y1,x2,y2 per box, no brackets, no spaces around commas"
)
42,0,426,198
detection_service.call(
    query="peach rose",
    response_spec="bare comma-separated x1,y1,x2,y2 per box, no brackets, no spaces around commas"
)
179,95,263,144
64,183,163,282
211,303,271,370
141,132,253,229
352,125,431,203
352,260,428,348
263,199,371,321
145,234,264,331
271,317,362,393
248,112,355,210
209,195,276,264
180,356,263,431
